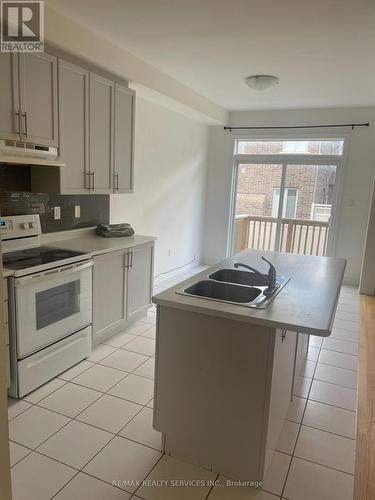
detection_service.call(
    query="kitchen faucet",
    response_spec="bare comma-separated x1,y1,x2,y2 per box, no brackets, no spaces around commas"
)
234,257,277,295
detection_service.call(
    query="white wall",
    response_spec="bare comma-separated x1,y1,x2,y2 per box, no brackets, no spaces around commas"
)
203,107,375,285
111,97,209,277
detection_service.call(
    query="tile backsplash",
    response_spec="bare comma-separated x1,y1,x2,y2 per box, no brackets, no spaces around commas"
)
0,192,109,233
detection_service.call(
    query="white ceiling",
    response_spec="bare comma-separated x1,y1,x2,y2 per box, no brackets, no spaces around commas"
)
48,0,375,111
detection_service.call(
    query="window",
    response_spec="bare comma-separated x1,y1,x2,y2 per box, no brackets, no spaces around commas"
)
282,141,309,153
236,140,344,155
272,188,298,218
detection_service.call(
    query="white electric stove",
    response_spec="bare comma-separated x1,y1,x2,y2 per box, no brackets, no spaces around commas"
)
1,214,93,398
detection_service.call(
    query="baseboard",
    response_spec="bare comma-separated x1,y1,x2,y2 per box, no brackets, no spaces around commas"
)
343,276,360,287
92,307,150,347
154,259,202,287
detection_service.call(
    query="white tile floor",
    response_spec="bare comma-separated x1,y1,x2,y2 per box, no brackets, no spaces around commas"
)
7,267,359,500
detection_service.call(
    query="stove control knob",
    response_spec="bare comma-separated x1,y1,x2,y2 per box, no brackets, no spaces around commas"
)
21,223,28,229
29,222,36,228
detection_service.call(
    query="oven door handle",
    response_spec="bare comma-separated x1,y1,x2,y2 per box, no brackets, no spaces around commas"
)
14,260,93,287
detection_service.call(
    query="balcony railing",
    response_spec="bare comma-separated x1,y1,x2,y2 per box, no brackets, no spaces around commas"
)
234,215,330,256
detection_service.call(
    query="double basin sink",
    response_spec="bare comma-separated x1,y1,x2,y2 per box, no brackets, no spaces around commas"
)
176,268,289,309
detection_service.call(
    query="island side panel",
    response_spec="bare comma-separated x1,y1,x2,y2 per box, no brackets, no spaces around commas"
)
264,328,297,473
153,305,275,481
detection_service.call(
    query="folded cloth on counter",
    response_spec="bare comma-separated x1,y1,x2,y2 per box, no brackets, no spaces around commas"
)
96,223,135,237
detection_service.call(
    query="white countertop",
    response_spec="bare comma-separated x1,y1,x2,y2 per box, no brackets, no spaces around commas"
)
45,231,156,257
153,248,346,337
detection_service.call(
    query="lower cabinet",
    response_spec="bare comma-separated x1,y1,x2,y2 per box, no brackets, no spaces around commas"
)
126,244,153,322
92,242,154,345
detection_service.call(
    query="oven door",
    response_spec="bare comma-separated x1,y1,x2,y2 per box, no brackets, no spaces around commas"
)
14,260,93,358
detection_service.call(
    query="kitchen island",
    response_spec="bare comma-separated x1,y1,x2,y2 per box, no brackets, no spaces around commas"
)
152,249,346,483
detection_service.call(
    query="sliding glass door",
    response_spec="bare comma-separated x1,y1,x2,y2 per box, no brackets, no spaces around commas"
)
233,163,283,253
231,145,342,257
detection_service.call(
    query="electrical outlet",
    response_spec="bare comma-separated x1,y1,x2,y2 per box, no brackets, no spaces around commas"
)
53,206,61,220
74,205,81,218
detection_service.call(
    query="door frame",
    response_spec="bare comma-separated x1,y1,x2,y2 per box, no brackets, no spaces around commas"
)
228,148,346,258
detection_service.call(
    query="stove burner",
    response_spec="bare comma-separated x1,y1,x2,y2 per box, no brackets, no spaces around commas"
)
3,246,86,270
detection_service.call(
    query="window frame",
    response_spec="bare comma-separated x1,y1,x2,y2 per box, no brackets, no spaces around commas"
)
226,130,351,258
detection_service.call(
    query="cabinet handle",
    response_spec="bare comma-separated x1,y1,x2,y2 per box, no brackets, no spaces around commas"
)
91,171,95,191
281,329,286,342
22,112,28,138
129,251,133,269
114,173,119,191
124,253,129,269
85,172,91,191
15,111,21,136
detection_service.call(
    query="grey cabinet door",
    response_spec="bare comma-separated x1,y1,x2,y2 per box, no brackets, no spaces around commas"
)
58,59,90,194
93,250,127,342
113,84,135,193
126,243,153,320
89,73,114,193
19,53,58,146
0,53,20,140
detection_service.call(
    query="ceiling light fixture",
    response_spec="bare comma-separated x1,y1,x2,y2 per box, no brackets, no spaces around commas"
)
245,75,279,91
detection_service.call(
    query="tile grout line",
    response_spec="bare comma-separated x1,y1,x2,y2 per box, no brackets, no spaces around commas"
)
280,340,321,499
9,329,158,478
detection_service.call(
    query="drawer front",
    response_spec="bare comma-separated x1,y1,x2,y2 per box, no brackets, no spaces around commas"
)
18,325,92,397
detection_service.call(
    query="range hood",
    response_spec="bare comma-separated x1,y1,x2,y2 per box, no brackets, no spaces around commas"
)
0,140,65,167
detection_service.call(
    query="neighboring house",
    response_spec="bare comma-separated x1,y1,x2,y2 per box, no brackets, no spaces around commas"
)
236,141,336,221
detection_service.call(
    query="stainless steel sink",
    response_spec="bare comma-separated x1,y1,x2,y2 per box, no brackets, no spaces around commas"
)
176,268,290,309
184,280,262,303
209,268,268,286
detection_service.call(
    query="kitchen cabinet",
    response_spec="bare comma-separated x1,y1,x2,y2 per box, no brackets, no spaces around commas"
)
114,84,135,192
89,73,114,193
92,242,154,345
20,50,136,195
93,249,127,343
126,244,153,321
19,53,58,146
0,53,19,141
154,309,298,482
0,52,58,146
58,59,90,194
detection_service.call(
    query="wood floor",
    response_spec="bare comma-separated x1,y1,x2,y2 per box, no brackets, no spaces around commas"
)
354,294,375,500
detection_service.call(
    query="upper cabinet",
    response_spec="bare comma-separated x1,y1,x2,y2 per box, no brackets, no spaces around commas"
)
1,51,135,194
0,53,19,141
89,73,114,194
0,53,58,146
58,59,90,194
19,53,58,146
114,84,135,193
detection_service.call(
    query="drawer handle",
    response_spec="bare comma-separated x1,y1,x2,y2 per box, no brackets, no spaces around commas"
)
281,329,286,342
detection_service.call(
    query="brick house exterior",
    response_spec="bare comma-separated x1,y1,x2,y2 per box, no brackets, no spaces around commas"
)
236,141,336,219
